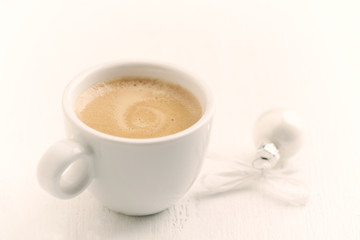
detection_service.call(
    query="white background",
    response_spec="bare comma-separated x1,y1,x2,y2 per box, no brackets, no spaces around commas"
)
1,0,359,239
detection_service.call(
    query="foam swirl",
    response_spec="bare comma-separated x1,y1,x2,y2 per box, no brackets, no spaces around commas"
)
124,103,167,132
75,77,202,139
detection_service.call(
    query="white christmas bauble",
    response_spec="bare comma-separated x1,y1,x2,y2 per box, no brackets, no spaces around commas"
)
253,109,304,164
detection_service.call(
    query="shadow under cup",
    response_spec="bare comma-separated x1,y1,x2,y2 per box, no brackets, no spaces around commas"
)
61,62,214,215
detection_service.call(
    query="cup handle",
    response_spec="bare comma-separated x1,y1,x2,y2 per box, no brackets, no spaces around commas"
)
37,139,94,199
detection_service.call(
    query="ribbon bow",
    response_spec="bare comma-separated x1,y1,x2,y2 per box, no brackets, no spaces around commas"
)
199,152,310,206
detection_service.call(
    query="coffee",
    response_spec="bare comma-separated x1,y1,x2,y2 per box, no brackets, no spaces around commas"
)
75,77,202,138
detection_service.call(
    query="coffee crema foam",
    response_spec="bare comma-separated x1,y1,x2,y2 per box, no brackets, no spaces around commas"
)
75,77,202,139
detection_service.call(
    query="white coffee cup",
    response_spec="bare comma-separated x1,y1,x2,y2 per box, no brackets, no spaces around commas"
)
37,61,214,216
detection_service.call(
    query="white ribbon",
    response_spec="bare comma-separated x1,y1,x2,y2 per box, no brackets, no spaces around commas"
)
199,153,310,206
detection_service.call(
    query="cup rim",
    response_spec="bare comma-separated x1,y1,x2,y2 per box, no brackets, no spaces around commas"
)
62,60,215,144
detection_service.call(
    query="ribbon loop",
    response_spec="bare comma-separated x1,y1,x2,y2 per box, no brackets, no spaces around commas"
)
199,153,309,206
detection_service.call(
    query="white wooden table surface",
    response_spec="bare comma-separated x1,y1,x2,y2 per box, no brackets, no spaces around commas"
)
1,0,359,239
